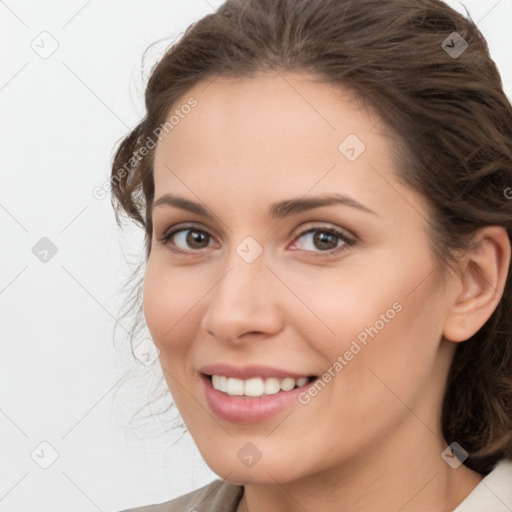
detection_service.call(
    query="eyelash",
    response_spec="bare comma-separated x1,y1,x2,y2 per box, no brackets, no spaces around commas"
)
157,223,356,257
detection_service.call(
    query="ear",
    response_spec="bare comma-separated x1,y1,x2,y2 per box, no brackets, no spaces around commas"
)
443,226,511,343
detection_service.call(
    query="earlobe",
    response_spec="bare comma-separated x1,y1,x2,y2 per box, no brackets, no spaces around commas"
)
443,226,511,343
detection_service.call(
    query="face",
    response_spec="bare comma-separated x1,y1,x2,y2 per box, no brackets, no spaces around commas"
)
143,72,458,484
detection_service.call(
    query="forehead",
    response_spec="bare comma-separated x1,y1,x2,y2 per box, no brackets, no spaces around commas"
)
154,71,382,164
151,72,422,220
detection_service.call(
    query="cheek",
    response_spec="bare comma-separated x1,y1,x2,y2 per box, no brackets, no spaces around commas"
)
282,261,405,352
142,258,203,353
142,261,201,404
331,268,446,413
292,250,442,381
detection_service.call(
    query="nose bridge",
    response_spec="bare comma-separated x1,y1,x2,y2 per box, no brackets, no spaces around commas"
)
213,246,269,316
201,243,281,341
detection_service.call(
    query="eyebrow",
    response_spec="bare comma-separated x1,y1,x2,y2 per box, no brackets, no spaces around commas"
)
152,193,378,218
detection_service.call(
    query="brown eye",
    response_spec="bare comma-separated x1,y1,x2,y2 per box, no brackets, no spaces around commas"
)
160,227,213,251
312,231,338,250
294,227,353,253
185,230,210,249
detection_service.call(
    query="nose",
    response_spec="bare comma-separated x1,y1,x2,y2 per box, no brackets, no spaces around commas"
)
199,250,284,344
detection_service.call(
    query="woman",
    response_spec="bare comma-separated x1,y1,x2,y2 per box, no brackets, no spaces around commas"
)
111,0,512,510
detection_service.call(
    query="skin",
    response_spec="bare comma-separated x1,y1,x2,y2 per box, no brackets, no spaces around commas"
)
143,71,510,512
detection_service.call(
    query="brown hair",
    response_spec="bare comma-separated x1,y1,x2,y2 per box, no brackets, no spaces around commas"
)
110,0,512,475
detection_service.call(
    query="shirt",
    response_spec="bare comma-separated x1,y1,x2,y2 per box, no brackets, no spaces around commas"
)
118,458,512,512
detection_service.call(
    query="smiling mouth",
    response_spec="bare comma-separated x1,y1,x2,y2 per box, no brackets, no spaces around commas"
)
204,373,317,398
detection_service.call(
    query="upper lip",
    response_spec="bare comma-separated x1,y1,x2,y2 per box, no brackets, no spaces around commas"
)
199,363,315,380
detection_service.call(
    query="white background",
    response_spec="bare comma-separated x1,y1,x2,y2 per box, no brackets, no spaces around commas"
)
1,0,511,510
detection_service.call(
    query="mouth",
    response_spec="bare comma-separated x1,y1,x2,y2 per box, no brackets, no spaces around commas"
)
200,372,319,423
203,373,318,398
197,363,321,422
203,374,317,398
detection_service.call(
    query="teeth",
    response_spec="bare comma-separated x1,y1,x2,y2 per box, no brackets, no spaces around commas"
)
210,375,312,397
212,375,228,392
245,377,265,396
226,377,244,396
280,377,296,391
264,377,281,395
296,377,308,387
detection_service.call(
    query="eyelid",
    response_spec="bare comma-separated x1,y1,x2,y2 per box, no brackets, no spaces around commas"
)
290,221,355,243
159,221,216,240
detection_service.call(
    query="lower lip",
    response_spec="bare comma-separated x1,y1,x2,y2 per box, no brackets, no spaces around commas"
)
200,373,316,424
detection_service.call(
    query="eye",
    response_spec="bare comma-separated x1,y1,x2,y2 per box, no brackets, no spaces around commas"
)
290,226,355,255
157,223,356,257
158,225,215,253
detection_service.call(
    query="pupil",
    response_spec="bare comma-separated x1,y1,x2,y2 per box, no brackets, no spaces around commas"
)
187,230,208,248
314,231,337,250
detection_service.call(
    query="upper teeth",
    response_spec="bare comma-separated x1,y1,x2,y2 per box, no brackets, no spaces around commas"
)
211,375,310,397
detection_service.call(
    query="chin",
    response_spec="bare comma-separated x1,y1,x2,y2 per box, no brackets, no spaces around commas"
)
201,451,307,486
216,467,290,486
